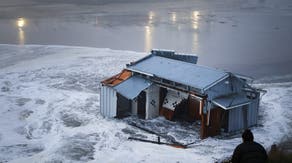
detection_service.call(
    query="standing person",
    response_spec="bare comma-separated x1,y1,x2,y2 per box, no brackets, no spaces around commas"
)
231,129,268,163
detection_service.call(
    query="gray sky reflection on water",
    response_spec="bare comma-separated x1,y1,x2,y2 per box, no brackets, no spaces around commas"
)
0,0,292,80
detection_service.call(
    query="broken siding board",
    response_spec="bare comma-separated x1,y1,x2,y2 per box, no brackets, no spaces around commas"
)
162,89,188,111
161,107,175,121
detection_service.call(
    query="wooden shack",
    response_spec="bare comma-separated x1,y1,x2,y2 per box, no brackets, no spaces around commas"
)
100,50,260,138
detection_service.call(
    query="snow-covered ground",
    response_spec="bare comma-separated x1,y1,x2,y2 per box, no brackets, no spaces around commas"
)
0,44,291,163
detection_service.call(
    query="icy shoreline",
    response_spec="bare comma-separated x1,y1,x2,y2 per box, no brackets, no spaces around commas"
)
0,44,291,163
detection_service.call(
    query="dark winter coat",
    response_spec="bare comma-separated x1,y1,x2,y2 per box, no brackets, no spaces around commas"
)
231,141,267,163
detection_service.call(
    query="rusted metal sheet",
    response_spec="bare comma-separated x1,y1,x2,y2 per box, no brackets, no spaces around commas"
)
162,89,188,110
101,69,132,86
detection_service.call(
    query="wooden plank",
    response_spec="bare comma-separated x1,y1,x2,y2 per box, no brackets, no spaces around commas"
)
128,137,187,149
128,122,186,147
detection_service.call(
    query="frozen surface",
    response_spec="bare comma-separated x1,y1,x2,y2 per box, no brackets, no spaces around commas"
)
1,0,292,78
0,44,291,163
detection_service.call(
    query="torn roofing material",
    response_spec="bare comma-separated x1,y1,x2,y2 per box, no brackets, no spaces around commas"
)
127,55,228,91
114,75,152,99
101,69,132,87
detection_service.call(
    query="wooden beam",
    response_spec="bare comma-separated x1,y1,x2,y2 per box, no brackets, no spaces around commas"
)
199,100,203,115
207,109,210,126
128,137,187,149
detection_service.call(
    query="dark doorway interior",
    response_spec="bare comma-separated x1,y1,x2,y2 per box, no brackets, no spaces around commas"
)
221,109,229,132
137,91,146,119
242,105,248,129
117,93,131,118
173,99,189,121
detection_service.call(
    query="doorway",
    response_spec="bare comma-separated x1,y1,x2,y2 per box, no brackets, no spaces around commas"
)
137,91,146,119
117,93,131,118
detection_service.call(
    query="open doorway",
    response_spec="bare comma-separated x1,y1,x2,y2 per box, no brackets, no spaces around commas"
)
137,91,146,119
173,99,189,121
117,93,132,118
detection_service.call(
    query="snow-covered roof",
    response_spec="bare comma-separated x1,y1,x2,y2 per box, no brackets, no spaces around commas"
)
212,93,251,110
114,75,152,99
127,55,228,91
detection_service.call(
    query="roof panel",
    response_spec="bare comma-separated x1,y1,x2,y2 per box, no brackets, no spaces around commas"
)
212,94,251,110
114,76,152,99
127,56,227,90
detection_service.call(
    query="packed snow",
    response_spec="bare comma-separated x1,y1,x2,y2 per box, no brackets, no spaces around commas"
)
0,44,291,163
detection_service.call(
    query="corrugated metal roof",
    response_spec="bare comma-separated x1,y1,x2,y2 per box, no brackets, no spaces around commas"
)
212,93,251,110
127,55,228,90
114,76,152,99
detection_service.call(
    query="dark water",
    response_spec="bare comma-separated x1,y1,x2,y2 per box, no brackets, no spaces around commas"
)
0,0,292,80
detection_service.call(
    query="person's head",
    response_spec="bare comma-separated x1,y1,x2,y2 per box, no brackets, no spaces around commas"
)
242,129,254,142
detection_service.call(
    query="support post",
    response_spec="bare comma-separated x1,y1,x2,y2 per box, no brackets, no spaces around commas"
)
200,113,208,139
199,100,203,115
207,109,210,126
